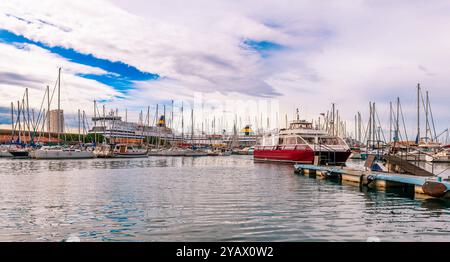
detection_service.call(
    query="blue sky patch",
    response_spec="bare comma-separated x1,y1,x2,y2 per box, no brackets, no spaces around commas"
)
0,29,159,94
77,73,135,92
243,39,284,58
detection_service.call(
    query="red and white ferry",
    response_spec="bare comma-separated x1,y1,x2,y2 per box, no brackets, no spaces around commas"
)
254,118,351,164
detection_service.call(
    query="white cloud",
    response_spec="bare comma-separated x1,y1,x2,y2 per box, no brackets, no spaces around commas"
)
1,0,450,136
0,42,120,120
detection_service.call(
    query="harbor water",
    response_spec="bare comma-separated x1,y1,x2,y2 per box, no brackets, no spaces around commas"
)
0,155,449,242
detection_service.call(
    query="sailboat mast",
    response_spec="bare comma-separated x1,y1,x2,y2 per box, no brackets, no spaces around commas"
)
336,109,339,137
47,86,50,142
191,108,194,146
389,101,392,143
285,114,287,129
57,68,61,144
372,102,376,145
417,83,420,144
332,103,335,136
22,99,26,143
396,97,400,142
367,102,371,147
147,106,150,146
425,91,431,142
17,100,21,143
181,101,184,144
171,100,175,143
11,102,14,141
357,112,361,142
93,100,97,143
78,109,81,143
25,88,31,145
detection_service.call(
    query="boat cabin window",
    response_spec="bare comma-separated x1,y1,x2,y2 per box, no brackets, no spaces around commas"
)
290,122,313,129
319,137,345,145
279,136,305,145
297,137,306,144
302,137,315,144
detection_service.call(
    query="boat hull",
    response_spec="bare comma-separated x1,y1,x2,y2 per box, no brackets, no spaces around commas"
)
33,150,95,159
0,151,13,157
425,155,450,163
9,151,30,158
254,146,315,163
148,149,187,156
113,153,148,158
315,150,352,164
254,146,351,164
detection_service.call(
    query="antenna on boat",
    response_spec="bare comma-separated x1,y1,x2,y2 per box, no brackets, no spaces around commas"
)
296,108,299,120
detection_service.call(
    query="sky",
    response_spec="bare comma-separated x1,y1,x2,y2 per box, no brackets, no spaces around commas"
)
1,0,450,139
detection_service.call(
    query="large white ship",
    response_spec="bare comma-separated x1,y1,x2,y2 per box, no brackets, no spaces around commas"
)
89,111,173,144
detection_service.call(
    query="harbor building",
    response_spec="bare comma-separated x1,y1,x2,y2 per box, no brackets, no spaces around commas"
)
48,109,64,133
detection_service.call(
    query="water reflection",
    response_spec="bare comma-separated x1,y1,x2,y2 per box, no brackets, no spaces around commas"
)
0,156,449,242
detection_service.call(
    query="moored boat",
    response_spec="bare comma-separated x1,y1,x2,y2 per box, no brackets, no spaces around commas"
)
183,149,208,157
425,148,450,163
254,116,351,165
93,144,114,158
33,146,95,159
219,149,232,156
8,145,31,158
0,145,13,157
113,144,148,158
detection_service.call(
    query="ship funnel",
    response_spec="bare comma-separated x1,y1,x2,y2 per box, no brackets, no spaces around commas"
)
157,115,166,127
240,125,253,136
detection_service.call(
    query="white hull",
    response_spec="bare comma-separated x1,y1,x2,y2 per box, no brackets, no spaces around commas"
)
0,151,13,157
219,151,232,156
426,157,450,163
183,151,208,157
350,152,362,159
396,153,428,162
425,153,450,163
148,149,209,157
113,153,148,158
148,149,185,156
33,150,95,159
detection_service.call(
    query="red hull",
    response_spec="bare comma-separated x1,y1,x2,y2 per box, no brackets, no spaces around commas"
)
254,145,315,163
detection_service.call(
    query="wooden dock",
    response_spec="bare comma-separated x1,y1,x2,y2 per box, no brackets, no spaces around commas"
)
294,164,450,199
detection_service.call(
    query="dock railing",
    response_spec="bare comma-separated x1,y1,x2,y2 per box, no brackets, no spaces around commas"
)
386,143,436,176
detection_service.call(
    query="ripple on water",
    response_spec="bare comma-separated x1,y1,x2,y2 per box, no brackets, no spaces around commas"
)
0,156,449,241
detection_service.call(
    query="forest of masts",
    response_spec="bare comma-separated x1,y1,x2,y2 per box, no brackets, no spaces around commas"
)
7,76,449,147
328,83,449,147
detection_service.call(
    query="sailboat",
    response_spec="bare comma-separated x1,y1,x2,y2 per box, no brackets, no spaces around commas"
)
425,145,450,162
32,68,95,159
113,144,148,158
8,146,30,158
0,145,13,157
34,145,95,159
